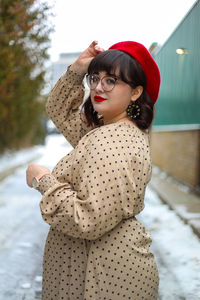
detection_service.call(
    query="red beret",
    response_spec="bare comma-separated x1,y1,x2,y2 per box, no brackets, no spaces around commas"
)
109,41,160,104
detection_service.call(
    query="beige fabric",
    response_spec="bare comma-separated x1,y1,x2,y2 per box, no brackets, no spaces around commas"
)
38,68,159,299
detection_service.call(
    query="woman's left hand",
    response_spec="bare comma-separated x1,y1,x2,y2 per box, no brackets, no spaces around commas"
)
26,163,50,187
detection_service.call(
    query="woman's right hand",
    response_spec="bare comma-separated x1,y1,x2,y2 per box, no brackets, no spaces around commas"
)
70,41,104,75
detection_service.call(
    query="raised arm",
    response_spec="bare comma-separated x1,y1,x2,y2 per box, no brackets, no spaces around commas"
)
46,41,104,148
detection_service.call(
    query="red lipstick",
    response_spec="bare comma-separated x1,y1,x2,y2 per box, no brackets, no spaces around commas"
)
94,96,107,102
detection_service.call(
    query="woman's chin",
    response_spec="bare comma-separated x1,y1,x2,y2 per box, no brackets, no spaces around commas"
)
93,103,106,114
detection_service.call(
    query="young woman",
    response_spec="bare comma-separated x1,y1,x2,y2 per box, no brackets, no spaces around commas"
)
26,40,161,300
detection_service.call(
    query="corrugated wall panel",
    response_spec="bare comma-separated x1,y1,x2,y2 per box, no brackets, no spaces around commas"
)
153,0,200,126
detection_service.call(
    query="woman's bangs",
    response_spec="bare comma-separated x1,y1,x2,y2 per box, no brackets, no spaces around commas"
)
88,50,124,76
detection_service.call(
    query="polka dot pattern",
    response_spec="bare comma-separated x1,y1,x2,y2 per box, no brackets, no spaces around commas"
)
38,68,159,299
46,67,93,148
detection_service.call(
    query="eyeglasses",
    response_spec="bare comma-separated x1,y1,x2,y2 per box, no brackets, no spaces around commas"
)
86,74,119,92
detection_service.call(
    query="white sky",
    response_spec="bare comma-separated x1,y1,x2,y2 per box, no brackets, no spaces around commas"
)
46,0,197,62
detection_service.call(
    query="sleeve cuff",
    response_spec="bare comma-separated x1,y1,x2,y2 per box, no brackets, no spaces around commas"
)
37,174,59,195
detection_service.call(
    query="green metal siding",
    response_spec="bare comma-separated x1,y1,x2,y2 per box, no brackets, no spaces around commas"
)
153,0,200,126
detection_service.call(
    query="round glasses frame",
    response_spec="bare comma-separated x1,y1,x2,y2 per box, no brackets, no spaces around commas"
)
86,74,119,92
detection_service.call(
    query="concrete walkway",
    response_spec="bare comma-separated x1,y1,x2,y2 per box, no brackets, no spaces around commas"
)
150,167,200,239
0,147,43,182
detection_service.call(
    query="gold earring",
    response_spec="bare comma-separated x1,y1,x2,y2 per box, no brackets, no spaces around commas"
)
126,103,140,120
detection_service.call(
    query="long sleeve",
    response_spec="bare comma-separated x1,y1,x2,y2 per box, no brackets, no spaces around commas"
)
38,123,151,241
46,67,93,148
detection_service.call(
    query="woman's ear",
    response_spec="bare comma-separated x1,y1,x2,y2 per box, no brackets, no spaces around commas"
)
131,86,143,101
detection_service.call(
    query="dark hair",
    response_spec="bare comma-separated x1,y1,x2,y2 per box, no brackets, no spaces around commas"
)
82,49,154,130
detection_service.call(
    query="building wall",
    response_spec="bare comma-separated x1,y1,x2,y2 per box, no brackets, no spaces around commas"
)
153,0,200,126
151,127,200,188
151,1,200,188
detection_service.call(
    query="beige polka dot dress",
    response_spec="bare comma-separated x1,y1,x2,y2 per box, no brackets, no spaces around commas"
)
37,68,159,299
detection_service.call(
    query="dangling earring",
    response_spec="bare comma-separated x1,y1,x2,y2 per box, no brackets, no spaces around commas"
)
126,103,140,120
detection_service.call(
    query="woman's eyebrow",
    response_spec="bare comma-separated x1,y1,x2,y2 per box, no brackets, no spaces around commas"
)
105,71,116,76
108,72,120,79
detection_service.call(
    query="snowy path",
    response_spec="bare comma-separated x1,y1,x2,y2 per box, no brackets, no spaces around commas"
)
0,135,70,300
0,134,199,299
139,189,200,300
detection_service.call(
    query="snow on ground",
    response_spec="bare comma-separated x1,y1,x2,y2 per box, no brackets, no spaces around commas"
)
0,134,70,300
0,146,44,173
0,133,72,174
36,134,73,168
0,134,200,299
139,188,200,300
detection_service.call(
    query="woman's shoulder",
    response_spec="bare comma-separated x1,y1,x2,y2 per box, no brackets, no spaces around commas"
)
82,122,149,153
87,122,147,138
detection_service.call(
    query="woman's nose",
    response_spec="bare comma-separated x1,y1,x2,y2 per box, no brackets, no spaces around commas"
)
95,80,104,92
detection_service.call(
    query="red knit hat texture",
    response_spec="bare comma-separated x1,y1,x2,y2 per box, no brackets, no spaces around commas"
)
109,41,160,104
